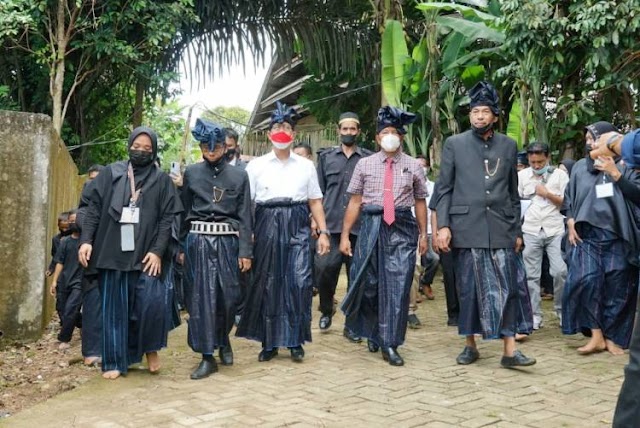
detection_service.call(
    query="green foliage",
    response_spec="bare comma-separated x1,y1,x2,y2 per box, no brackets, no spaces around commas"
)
202,106,250,136
381,19,409,107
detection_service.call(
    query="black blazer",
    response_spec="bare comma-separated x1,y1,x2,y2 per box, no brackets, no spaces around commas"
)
435,130,521,249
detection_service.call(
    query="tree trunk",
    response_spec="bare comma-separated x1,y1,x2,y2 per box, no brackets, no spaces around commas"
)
51,0,68,135
133,78,145,127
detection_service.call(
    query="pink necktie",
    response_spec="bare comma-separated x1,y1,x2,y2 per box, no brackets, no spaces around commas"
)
383,158,395,225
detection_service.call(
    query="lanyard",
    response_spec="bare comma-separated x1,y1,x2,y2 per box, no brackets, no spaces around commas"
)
127,164,141,207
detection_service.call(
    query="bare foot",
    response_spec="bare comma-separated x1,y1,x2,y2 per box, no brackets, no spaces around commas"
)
102,370,121,380
84,356,101,366
146,352,161,373
58,342,71,350
605,339,625,356
577,338,606,355
515,333,528,342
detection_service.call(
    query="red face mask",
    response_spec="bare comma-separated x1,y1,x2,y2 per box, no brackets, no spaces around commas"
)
269,131,294,149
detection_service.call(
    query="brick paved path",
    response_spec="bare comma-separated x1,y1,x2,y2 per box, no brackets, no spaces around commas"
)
6,274,626,427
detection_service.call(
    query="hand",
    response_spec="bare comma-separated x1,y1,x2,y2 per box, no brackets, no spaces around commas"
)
78,243,93,268
142,252,162,277
170,172,183,188
418,235,428,256
316,234,330,256
568,225,582,247
339,235,352,257
49,282,57,297
431,235,441,254
590,131,622,159
177,252,185,265
436,227,451,253
534,183,548,198
594,156,620,178
310,218,319,239
238,258,252,272
515,237,523,253
45,269,52,277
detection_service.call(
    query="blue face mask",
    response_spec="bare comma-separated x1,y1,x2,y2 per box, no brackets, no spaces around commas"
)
533,164,549,176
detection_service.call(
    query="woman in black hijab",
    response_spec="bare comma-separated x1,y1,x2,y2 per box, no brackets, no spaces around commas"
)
79,127,182,379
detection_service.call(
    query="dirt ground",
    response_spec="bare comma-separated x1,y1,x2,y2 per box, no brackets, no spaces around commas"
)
0,316,97,419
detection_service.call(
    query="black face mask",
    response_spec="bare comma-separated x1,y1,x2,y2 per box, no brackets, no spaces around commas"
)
67,223,80,234
471,123,494,138
225,149,236,161
129,149,154,167
340,134,357,146
60,228,73,236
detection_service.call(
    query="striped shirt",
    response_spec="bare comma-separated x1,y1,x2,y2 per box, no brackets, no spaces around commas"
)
348,150,428,207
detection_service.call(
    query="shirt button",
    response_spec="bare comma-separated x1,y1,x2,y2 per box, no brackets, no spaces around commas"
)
485,176,489,180
486,207,490,210
484,145,488,148
486,191,490,194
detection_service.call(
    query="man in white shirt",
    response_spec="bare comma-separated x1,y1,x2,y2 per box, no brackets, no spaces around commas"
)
518,142,569,330
236,101,330,363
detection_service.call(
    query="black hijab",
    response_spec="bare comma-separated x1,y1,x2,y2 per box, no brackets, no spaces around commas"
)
560,159,576,177
108,127,161,222
584,121,619,174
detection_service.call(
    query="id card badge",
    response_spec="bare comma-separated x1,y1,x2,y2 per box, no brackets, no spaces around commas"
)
120,206,140,224
120,224,135,252
596,182,614,199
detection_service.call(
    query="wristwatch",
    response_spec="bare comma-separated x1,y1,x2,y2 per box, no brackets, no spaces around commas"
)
317,229,331,236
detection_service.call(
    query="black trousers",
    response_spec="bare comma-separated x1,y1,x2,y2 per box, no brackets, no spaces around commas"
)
613,296,640,427
316,233,356,317
439,251,459,322
81,282,102,358
57,286,82,343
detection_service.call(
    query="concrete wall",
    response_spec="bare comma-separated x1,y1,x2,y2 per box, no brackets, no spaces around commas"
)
0,111,82,341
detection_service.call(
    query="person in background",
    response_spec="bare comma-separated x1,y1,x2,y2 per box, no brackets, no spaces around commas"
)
224,128,247,170
293,142,313,160
314,112,372,342
46,211,70,278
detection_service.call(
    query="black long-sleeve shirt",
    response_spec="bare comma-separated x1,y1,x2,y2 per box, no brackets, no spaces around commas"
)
180,161,253,259
80,162,182,272
316,145,372,234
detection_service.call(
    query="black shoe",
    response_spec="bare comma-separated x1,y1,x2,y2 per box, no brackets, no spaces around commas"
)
343,328,362,343
456,346,480,365
289,346,305,362
319,315,332,331
367,339,379,353
407,314,422,329
190,359,218,380
219,345,233,366
258,348,278,362
500,350,536,368
381,347,404,366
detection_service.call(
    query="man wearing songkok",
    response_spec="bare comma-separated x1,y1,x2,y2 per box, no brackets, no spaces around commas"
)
435,81,536,368
315,112,372,342
236,102,330,363
561,121,640,356
181,118,253,379
518,142,569,331
339,106,428,367
79,127,183,379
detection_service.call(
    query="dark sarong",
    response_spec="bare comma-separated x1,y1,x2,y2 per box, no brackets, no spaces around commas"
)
81,276,102,358
454,248,519,339
99,269,177,373
515,255,534,335
341,206,418,348
562,225,638,348
184,233,240,354
236,200,313,349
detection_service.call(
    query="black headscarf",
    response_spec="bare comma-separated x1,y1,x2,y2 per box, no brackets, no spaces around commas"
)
108,127,161,222
585,121,619,174
376,106,416,135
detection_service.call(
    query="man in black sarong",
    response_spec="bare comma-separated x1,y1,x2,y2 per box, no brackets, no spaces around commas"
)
236,102,330,363
435,81,536,368
340,106,428,367
79,127,182,379
181,118,253,380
